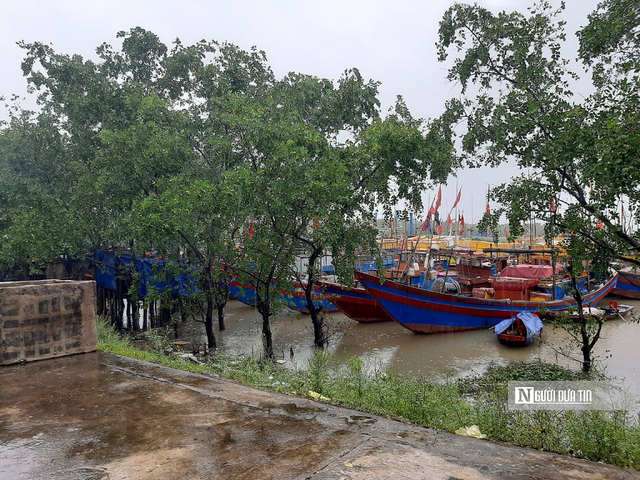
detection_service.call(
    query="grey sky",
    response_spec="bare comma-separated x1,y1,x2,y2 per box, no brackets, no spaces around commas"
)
1,0,601,222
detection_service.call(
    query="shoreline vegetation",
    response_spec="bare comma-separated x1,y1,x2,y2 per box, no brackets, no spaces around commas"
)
97,318,640,470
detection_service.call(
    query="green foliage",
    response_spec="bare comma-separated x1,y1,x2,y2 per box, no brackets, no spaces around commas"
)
564,409,640,467
306,349,332,394
437,1,640,260
145,326,177,354
457,361,640,468
476,210,502,244
3,27,456,351
436,0,640,373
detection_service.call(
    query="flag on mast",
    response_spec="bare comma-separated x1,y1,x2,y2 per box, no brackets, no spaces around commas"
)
452,188,461,209
485,185,490,214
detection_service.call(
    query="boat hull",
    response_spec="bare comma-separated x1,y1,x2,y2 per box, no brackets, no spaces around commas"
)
495,312,543,346
317,281,392,323
611,270,640,299
355,271,618,334
561,302,634,321
280,285,339,314
225,273,257,306
497,334,532,346
225,270,337,313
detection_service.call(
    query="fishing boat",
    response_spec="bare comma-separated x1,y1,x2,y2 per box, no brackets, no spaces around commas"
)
281,282,339,313
224,267,259,306
225,268,338,313
611,267,640,299
317,280,393,323
355,270,619,334
494,311,543,346
563,300,634,321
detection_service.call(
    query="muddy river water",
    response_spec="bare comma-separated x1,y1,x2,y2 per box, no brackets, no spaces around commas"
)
179,296,640,404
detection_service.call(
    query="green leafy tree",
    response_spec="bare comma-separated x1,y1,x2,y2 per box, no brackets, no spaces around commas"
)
239,69,454,350
108,33,276,347
5,27,456,359
0,109,85,276
436,0,640,371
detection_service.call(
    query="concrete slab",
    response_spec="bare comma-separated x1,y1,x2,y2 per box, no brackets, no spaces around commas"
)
0,351,637,480
0,279,96,365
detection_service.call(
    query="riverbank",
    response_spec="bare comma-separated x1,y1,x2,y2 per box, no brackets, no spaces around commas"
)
172,297,640,399
1,350,638,479
100,320,640,470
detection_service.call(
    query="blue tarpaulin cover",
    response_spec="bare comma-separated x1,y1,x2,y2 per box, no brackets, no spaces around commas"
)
94,250,117,290
92,251,197,296
494,311,543,335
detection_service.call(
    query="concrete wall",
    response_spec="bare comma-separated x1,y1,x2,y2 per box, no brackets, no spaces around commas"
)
0,280,97,365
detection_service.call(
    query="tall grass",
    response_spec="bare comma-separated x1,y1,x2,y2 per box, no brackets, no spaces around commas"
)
97,318,640,470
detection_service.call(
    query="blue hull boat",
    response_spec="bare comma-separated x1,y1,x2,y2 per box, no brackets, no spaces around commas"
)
226,269,338,313
355,271,619,334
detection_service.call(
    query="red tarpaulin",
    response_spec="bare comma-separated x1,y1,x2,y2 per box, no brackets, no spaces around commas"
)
493,277,539,291
499,264,558,280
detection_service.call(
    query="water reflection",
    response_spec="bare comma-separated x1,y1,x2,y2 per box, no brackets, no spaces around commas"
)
193,297,640,402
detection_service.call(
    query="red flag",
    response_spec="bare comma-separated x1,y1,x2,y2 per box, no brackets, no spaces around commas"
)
421,216,430,232
452,188,461,209
458,215,465,236
434,185,442,211
436,224,443,234
485,185,490,213
247,220,254,237
428,205,435,216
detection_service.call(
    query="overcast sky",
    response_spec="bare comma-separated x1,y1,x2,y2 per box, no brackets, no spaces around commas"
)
1,0,601,222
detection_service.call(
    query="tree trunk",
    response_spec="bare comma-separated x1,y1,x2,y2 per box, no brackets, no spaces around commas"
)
261,310,273,359
216,282,228,331
201,268,217,350
217,304,226,331
580,320,592,373
205,295,217,350
204,299,218,349
305,248,327,348
256,295,274,359
569,264,592,373
311,312,327,348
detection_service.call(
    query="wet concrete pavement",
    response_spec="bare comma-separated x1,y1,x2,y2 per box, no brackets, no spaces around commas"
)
1,351,638,480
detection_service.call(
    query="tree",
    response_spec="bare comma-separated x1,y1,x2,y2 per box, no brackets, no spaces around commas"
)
5,28,455,359
435,1,640,371
239,70,454,350
0,108,86,276
114,34,276,348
